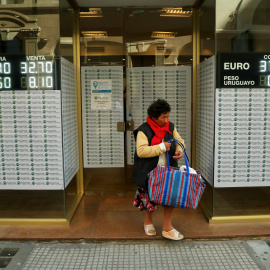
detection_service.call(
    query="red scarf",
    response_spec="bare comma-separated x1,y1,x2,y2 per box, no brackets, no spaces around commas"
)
147,116,172,146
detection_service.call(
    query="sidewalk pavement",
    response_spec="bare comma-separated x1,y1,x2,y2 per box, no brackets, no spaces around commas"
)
0,239,269,270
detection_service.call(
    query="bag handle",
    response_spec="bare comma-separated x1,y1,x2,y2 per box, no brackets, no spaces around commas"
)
166,139,190,177
161,139,190,206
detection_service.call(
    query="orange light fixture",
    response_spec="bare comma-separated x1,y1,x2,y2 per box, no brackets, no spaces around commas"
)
151,31,177,39
81,31,108,38
80,8,103,17
160,7,192,17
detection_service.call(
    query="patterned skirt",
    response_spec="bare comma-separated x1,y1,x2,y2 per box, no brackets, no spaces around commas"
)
133,187,158,213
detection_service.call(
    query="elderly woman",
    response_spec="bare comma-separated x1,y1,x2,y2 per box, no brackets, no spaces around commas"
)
133,99,185,241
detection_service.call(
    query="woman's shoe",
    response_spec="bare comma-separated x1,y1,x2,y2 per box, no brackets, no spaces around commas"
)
144,224,156,236
162,228,184,240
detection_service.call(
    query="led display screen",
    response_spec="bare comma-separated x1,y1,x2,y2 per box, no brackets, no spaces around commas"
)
217,53,270,88
0,55,57,90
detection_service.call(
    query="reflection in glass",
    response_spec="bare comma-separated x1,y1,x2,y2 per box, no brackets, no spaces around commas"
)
0,0,24,4
80,7,193,195
216,0,270,52
0,3,60,56
0,0,79,220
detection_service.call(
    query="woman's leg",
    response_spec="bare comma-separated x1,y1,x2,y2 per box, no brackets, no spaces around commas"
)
162,207,184,240
162,207,174,231
144,212,155,235
144,211,153,225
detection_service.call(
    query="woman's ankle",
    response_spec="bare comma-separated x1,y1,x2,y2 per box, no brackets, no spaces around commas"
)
162,225,174,231
144,220,153,225
144,212,153,225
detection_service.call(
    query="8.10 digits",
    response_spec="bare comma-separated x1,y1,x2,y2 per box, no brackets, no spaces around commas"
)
20,61,54,89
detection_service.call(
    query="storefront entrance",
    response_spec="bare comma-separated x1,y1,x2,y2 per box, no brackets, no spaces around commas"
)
1,0,270,226
79,7,193,196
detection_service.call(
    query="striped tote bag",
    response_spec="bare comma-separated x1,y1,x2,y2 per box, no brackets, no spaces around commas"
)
148,139,206,209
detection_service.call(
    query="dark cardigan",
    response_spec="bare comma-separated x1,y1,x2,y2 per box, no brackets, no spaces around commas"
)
133,122,177,189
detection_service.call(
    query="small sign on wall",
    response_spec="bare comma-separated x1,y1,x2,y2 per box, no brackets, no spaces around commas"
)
90,79,112,110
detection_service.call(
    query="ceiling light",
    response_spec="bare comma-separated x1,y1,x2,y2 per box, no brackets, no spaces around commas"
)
151,31,177,39
81,31,108,38
79,8,103,17
160,7,192,17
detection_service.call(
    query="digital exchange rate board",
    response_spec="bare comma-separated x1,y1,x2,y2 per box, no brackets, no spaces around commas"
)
0,55,58,90
217,53,270,88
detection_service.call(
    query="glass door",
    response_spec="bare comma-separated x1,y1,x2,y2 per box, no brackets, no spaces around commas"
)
80,7,193,195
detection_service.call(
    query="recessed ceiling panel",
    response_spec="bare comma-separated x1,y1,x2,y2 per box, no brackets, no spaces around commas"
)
77,0,196,8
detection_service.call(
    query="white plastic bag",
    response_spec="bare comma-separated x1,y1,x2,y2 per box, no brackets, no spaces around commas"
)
179,165,197,174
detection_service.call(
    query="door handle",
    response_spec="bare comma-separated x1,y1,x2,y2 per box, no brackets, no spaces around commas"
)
126,120,134,131
117,122,125,132
117,120,134,132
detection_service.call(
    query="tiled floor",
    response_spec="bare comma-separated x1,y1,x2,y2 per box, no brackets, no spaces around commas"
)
0,167,269,240
0,193,269,241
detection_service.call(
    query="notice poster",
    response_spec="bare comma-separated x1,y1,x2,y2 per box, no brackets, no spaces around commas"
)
90,79,112,110
91,79,112,93
91,94,112,110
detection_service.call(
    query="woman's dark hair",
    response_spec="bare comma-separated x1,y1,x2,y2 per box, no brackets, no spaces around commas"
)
147,99,171,119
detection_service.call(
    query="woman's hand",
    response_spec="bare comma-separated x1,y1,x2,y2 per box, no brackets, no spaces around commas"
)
173,151,183,160
164,142,171,151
